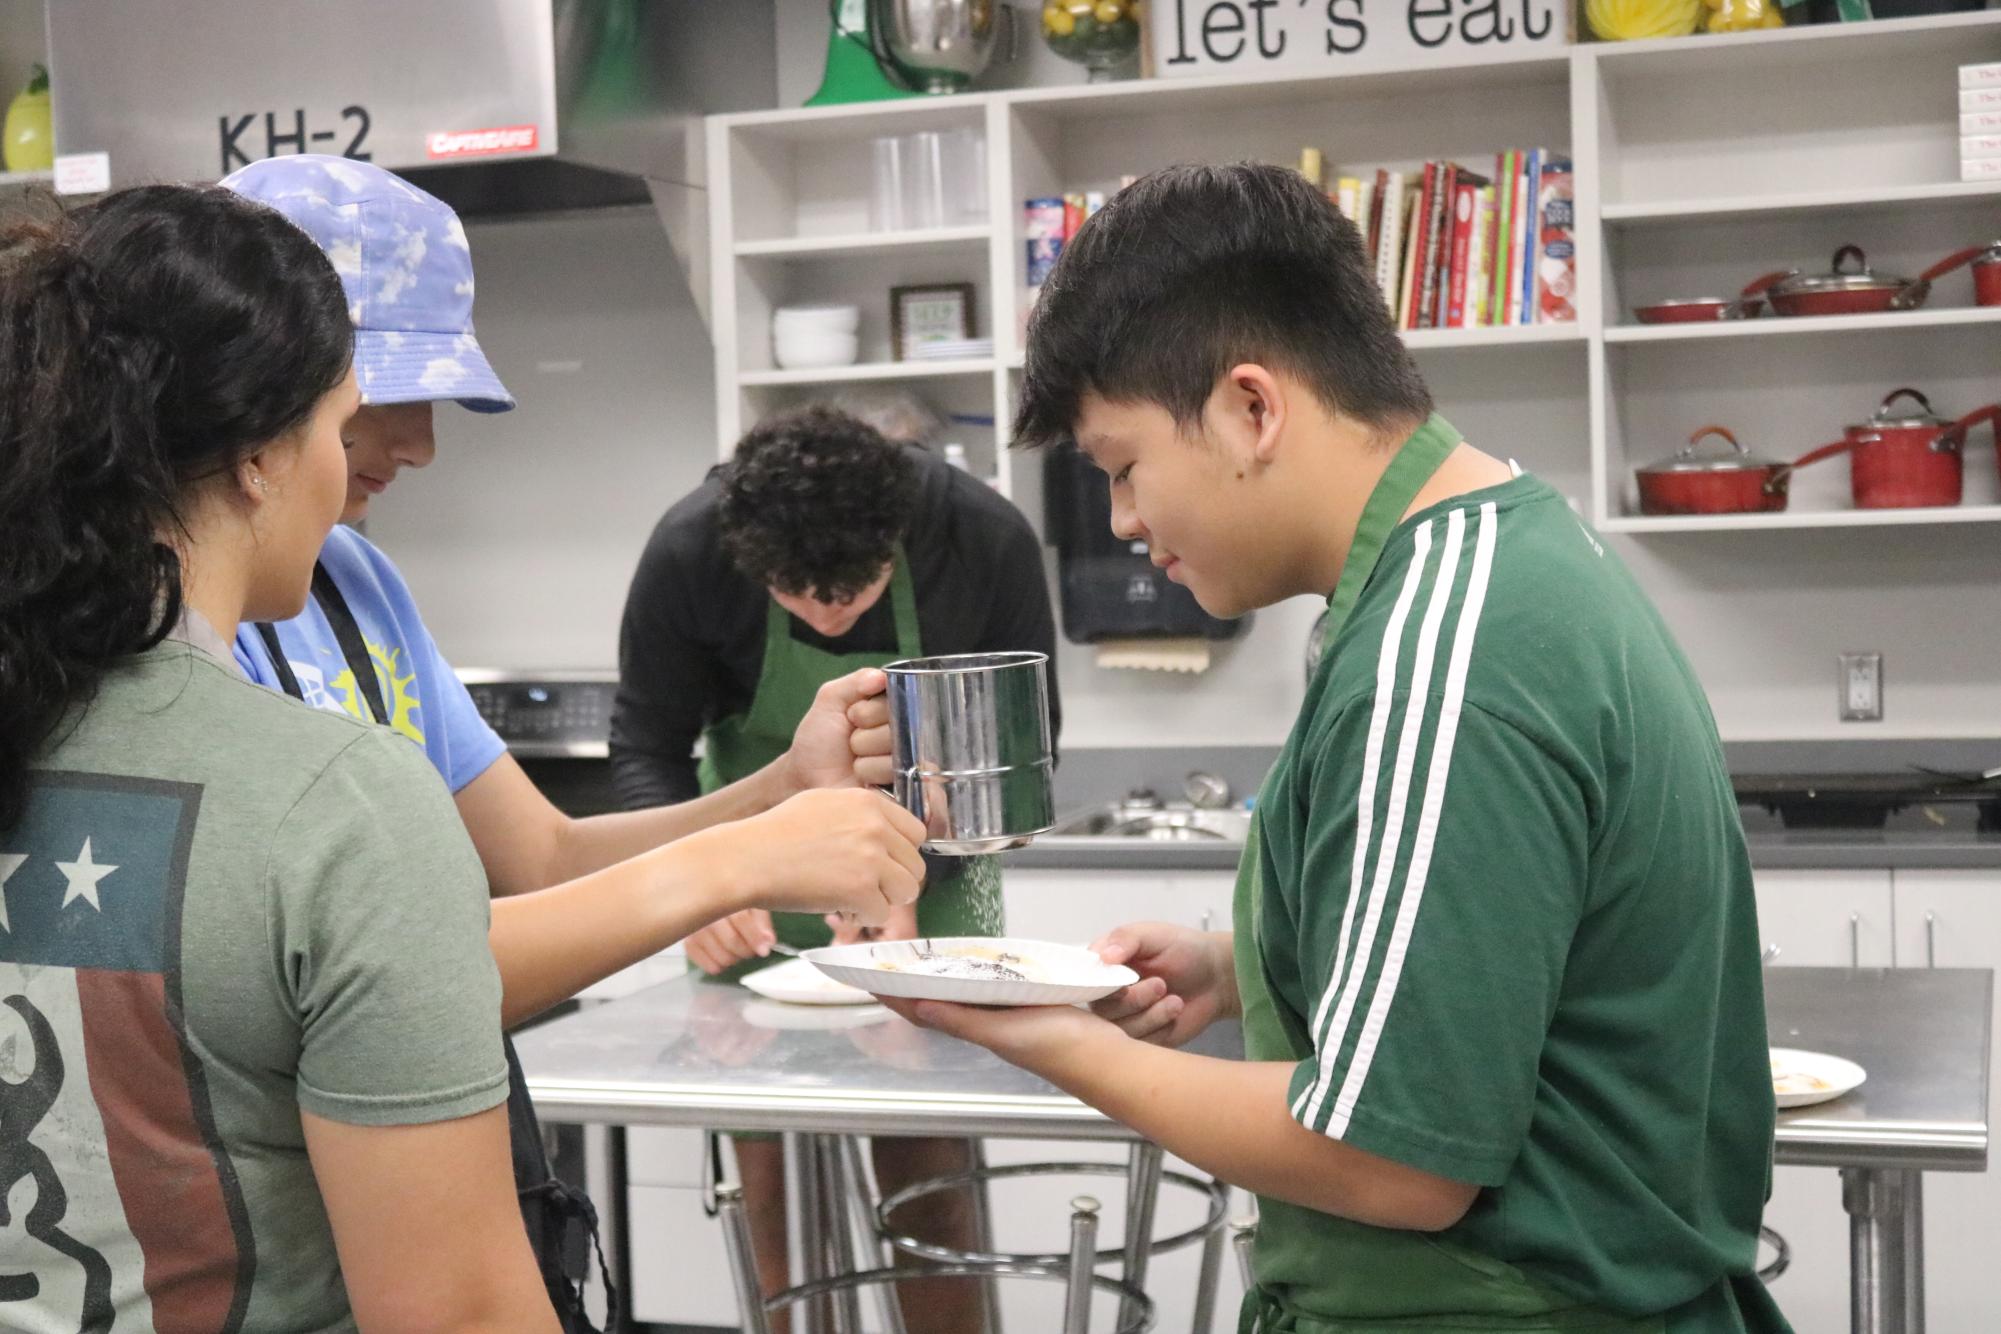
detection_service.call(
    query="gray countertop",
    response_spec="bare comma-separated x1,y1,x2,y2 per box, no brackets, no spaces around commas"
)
1006,828,2001,874
519,965,1991,1172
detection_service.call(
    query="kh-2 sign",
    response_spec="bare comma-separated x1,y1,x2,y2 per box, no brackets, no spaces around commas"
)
1148,0,1571,78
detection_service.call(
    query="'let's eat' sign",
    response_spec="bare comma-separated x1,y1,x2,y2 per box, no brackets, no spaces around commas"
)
1148,0,1572,78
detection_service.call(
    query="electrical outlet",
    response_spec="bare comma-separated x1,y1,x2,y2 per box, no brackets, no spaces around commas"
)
1838,652,1883,722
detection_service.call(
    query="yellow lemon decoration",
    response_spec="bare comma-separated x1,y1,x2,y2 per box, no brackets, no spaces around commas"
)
1585,0,1703,40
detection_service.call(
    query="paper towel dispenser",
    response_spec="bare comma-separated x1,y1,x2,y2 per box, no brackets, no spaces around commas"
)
1042,442,1245,645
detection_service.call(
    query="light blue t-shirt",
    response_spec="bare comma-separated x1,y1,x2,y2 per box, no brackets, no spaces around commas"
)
234,524,506,794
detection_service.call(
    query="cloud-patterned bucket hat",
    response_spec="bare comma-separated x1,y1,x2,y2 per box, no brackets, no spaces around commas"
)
220,154,514,413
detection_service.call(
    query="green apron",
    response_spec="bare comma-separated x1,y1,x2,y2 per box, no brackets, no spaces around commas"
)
1231,419,1660,1334
696,545,1004,963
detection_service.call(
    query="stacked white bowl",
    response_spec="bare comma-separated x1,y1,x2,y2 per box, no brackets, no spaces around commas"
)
773,304,861,370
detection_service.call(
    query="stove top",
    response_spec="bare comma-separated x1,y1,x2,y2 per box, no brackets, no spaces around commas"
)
1734,772,2001,831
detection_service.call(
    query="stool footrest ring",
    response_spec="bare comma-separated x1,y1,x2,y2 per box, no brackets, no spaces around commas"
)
876,1160,1228,1267
766,1261,1155,1334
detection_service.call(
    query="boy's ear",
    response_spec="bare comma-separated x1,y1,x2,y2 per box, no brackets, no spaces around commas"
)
1224,363,1287,465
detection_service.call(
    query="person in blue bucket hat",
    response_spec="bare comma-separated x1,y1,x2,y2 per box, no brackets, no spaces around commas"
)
222,155,928,1333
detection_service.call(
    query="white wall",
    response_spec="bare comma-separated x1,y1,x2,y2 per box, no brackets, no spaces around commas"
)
361,208,717,670
362,202,2001,746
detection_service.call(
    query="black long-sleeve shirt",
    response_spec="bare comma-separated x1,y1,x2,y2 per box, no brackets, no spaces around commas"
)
610,446,1062,808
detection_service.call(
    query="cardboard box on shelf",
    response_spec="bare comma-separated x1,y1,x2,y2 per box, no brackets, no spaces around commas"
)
1962,134,2001,161
1961,62,2001,89
1961,155,2001,182
1963,87,2001,112
1962,111,2001,135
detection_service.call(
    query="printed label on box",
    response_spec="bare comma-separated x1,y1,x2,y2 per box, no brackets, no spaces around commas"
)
53,152,110,195
1962,62,2001,89
1964,135,2001,160
1964,87,2001,111
1962,111,2001,135
1962,156,2001,181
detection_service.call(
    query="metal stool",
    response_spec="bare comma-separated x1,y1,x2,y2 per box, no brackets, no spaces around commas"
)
721,1183,1156,1334
873,1142,1232,1333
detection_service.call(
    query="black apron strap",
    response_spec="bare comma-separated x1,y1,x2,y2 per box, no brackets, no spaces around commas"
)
505,1036,618,1333
252,621,306,701
309,562,389,725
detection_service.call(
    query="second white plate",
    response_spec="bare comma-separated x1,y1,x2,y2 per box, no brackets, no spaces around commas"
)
1771,1047,1867,1109
805,936,1138,1007
740,957,878,1006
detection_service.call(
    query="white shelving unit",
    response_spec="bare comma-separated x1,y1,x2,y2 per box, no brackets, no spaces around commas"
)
705,9,2001,532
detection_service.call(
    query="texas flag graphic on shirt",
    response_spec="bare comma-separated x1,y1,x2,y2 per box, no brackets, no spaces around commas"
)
0,772,252,1333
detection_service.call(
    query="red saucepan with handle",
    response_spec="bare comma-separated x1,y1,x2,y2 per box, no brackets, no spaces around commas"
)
1790,388,2001,510
1634,426,1803,515
1754,245,1984,317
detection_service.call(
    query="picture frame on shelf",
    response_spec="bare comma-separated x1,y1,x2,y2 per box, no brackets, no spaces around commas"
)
892,282,976,361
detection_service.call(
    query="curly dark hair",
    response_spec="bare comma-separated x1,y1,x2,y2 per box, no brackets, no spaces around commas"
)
0,185,353,828
718,406,921,602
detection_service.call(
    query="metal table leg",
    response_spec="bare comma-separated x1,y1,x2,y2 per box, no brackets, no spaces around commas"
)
1230,1216,1257,1292
1064,1196,1102,1334
1119,1141,1165,1332
1843,1167,1926,1334
968,1138,1001,1334
1189,1193,1227,1334
718,1185,777,1334
838,1137,911,1334
813,1135,865,1334
792,1133,832,1334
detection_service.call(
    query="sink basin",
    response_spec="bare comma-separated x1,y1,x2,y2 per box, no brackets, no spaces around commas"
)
1046,803,1250,843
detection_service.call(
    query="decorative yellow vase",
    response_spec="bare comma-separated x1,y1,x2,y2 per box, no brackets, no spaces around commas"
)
4,64,53,174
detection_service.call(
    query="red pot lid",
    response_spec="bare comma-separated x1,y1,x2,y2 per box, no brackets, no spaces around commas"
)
1770,244,1909,297
1641,426,1783,474
1863,388,1948,431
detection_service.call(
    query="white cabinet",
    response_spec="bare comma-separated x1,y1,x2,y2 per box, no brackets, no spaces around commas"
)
1891,871,2001,1334
1752,868,1894,969
1751,869,1893,1333
627,1184,740,1328
1003,866,1217,942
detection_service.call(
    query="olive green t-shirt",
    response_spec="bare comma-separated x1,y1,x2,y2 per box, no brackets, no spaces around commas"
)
1248,476,1788,1332
0,642,507,1332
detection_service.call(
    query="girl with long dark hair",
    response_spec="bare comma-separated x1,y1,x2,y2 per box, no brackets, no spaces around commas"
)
0,184,557,1332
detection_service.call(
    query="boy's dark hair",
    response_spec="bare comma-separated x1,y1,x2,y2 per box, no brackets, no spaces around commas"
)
1013,162,1433,448
718,406,920,602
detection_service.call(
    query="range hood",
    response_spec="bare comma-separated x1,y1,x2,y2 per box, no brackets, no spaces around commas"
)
42,0,779,322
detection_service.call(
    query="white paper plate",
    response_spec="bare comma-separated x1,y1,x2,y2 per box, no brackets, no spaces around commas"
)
1771,1047,1867,1109
741,997,892,1031
804,937,1139,1007
739,957,878,1006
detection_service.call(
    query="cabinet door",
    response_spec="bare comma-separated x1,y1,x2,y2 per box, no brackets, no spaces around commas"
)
1751,869,1893,1331
626,1184,738,1328
1891,870,2001,1334
1752,869,1894,968
1003,869,1189,943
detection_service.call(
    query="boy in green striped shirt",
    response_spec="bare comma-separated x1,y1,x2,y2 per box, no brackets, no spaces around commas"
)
881,163,1791,1332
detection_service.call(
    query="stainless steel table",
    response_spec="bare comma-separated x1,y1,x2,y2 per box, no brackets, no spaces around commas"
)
519,965,1990,1334
1766,967,1991,1334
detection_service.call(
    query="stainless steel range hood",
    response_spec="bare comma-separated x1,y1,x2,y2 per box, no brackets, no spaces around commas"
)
42,0,779,323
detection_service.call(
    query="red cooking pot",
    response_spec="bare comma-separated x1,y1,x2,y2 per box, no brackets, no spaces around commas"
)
1635,426,1800,515
1791,388,2001,510
1971,242,2001,306
1753,245,1982,317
